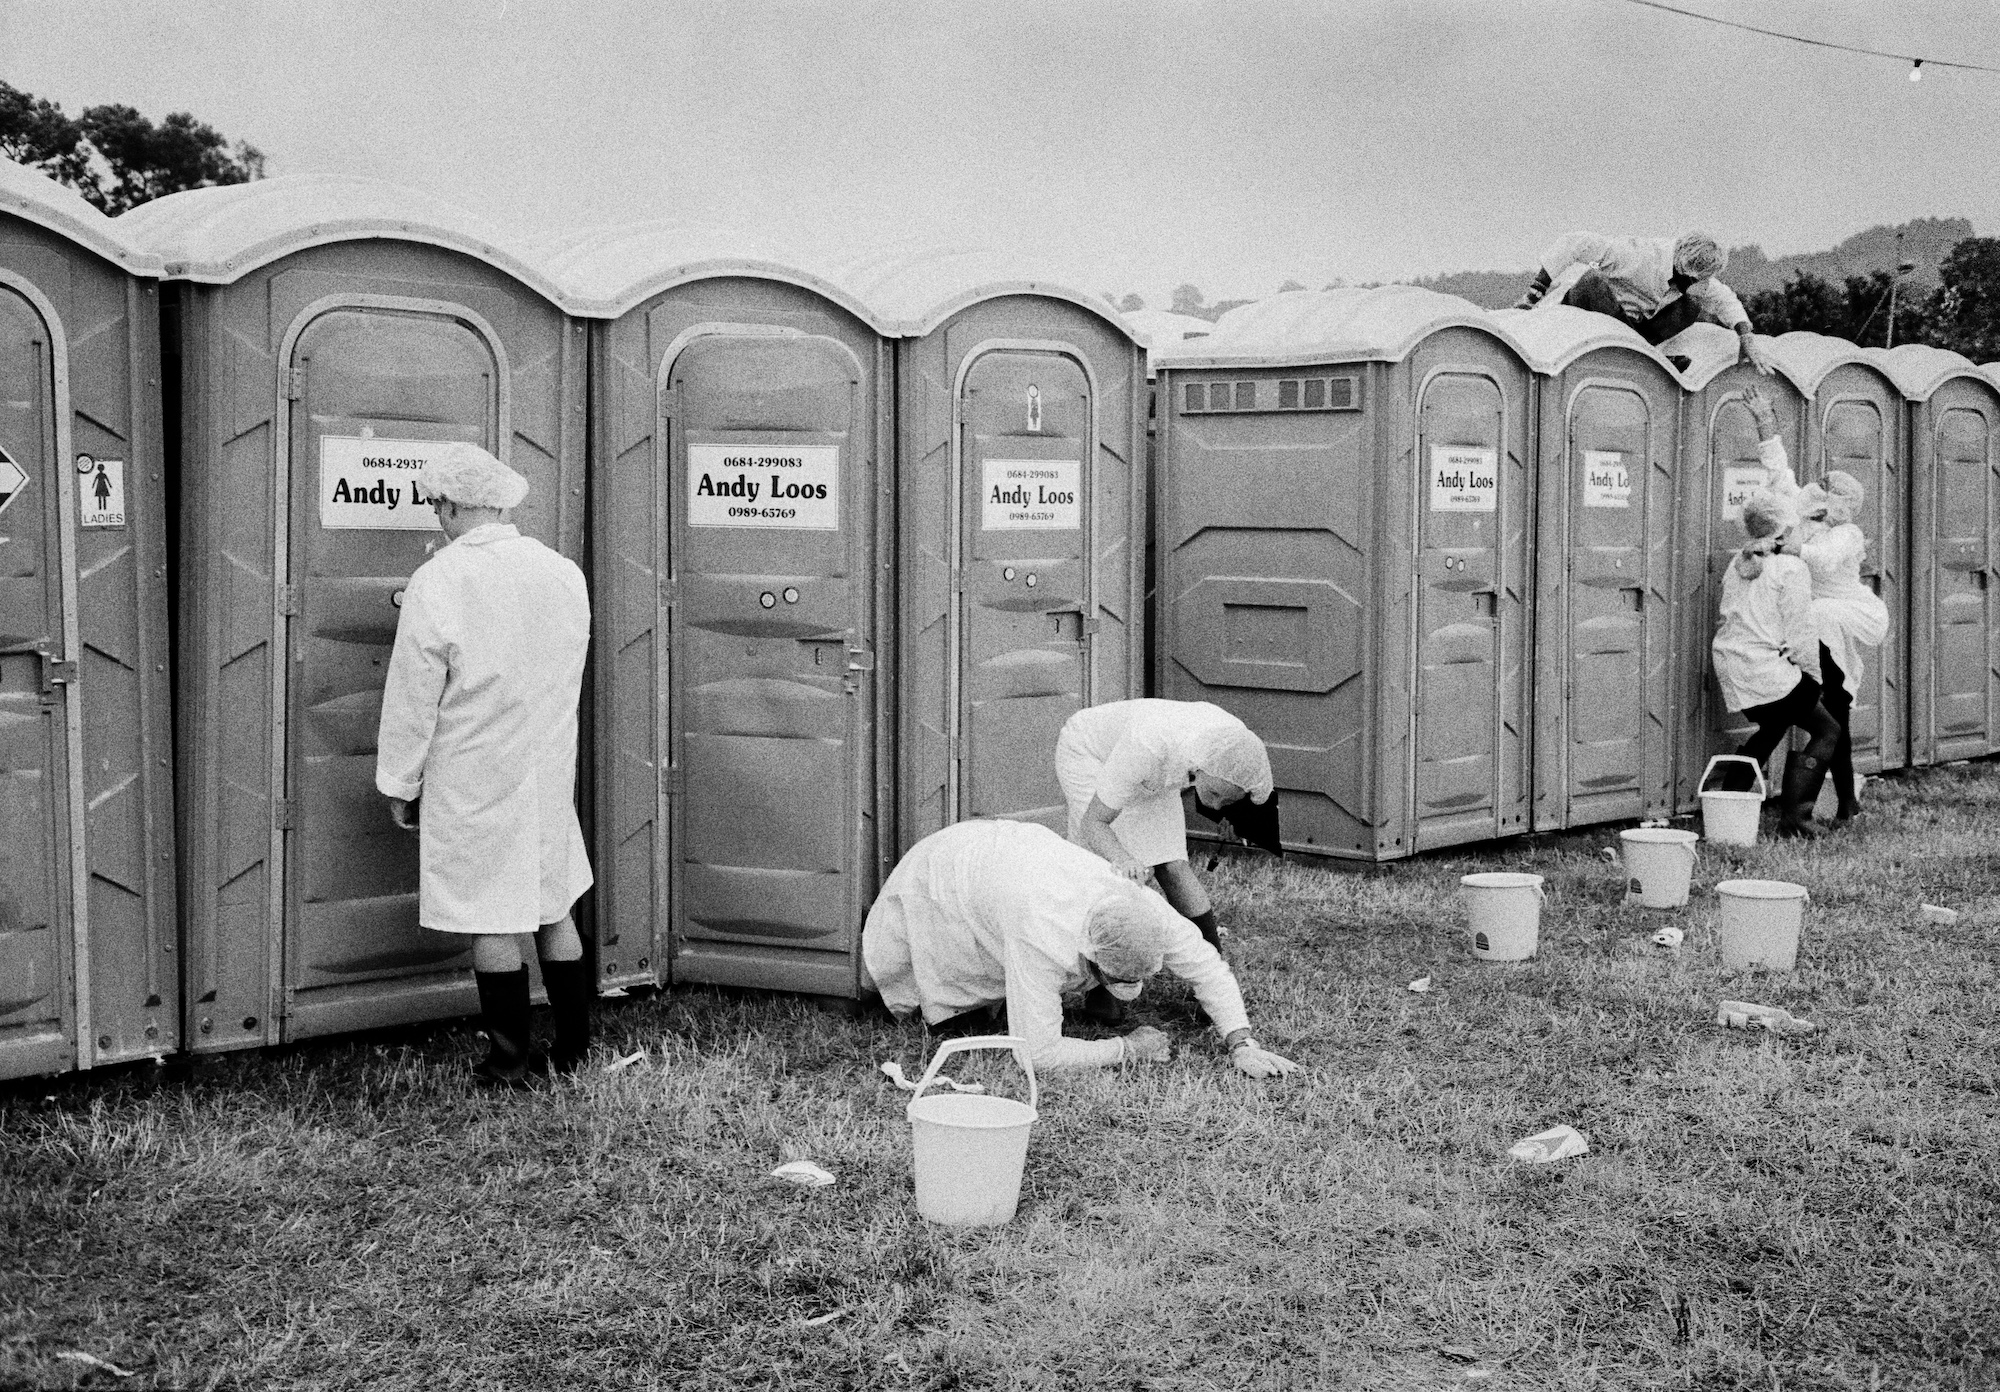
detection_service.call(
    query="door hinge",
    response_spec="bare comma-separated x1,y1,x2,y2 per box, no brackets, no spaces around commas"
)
274,798,296,831
658,577,677,607
279,584,301,616
1081,617,1102,637
39,656,78,701
285,367,306,401
661,766,684,797
845,647,876,672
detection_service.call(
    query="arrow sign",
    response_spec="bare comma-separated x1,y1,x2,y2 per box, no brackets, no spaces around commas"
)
0,445,27,518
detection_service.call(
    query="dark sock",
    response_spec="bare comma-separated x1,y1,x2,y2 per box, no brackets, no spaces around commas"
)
473,967,532,1085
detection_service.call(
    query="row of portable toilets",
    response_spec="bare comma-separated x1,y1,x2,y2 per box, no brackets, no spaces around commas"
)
4,157,1998,1079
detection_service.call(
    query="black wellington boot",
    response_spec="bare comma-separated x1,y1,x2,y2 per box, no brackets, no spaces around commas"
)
1776,754,1826,840
537,957,594,1076
472,967,533,1087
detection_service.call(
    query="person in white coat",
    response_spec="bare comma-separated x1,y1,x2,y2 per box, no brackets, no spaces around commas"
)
377,442,595,1083
1742,387,1891,824
863,819,1299,1078
1055,699,1278,955
1709,402,1839,838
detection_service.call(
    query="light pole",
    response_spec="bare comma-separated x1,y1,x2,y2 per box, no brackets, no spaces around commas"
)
1886,230,1917,349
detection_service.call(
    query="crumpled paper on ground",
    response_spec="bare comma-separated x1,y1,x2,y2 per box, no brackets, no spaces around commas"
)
770,1160,837,1188
1408,976,1432,993
1508,1125,1590,1163
1715,999,1816,1035
1650,926,1684,948
880,1061,985,1094
1920,903,1959,925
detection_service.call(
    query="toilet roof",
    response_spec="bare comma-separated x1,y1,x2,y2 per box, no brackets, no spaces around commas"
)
1152,286,1536,369
0,156,163,276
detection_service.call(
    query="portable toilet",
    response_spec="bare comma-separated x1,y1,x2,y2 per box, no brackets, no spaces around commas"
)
1151,287,1538,860
1869,344,2000,764
0,160,177,1079
836,250,1147,853
1771,332,1910,774
1660,323,1813,811
1492,306,1682,831
541,224,895,998
119,176,587,1052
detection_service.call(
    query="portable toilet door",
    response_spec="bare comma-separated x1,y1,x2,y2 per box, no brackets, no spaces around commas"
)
1778,333,1910,774
1877,345,2000,764
544,227,893,998
0,161,177,1080
1662,324,1811,812
120,176,586,1051
1493,307,1680,831
841,252,1146,852
1152,288,1537,860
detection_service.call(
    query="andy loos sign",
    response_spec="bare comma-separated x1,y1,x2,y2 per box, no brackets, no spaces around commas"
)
687,445,840,529
320,437,446,531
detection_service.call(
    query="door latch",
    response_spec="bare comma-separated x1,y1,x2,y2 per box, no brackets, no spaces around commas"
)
845,647,876,673
38,652,77,701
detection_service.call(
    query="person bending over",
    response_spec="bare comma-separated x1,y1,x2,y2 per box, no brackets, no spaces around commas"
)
377,442,595,1084
862,818,1299,1078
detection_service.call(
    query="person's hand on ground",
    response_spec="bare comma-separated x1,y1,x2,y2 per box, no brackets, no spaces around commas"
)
1232,1043,1299,1079
1122,1025,1171,1063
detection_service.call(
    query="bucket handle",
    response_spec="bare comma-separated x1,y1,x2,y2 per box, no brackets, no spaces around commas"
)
1699,754,1768,800
910,1034,1039,1113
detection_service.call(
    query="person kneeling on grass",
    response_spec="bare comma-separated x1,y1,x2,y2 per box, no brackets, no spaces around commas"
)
862,818,1299,1077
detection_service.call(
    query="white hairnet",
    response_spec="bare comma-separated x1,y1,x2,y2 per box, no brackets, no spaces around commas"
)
1192,720,1274,804
1084,886,1169,982
419,441,529,510
1740,488,1797,540
1674,232,1727,280
1806,470,1864,527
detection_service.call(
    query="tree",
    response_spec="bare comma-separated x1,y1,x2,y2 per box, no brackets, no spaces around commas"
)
1742,269,1931,348
1170,283,1206,316
1929,237,2000,364
1117,293,1145,312
1277,279,1306,294
0,80,263,214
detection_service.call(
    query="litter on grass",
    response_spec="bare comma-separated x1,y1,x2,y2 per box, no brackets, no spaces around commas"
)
1650,926,1684,948
770,1160,837,1188
880,1060,985,1094
56,1352,134,1379
1715,1000,1816,1035
799,1308,849,1328
1508,1125,1590,1163
605,1048,647,1073
1920,903,1960,925
1408,976,1433,993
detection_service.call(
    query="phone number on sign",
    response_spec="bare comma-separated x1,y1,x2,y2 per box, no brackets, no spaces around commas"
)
728,506,798,520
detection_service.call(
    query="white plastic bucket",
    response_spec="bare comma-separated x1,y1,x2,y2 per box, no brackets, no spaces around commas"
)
906,1035,1039,1227
1619,828,1700,908
1715,879,1808,971
1699,755,1766,846
1461,872,1545,961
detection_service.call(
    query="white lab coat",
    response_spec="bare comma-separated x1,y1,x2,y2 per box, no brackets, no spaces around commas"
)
1711,447,1820,715
376,523,593,934
861,819,1252,1068
1054,699,1261,866
1537,231,1750,330
1755,440,1890,696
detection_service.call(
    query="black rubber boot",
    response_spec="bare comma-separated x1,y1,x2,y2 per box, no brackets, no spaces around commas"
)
537,957,593,1076
1776,753,1826,840
472,967,532,1087
1189,909,1222,951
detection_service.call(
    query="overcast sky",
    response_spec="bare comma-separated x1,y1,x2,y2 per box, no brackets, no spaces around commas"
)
5,0,1998,303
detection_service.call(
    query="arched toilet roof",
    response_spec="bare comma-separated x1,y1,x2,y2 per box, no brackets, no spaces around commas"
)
1123,308,1219,350
528,220,892,330
827,245,1138,342
1486,304,1681,379
115,173,570,307
1656,321,1815,395
0,156,162,276
1766,331,1901,396
1857,343,1993,401
1159,285,1537,369
1985,363,2000,395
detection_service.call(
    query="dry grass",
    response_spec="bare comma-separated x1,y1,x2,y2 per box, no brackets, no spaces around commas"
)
4,764,1998,1391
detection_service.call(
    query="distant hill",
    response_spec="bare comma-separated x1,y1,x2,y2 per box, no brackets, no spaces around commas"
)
1406,218,1976,309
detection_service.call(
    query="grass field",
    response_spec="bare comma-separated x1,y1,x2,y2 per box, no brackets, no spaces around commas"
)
5,764,1998,1391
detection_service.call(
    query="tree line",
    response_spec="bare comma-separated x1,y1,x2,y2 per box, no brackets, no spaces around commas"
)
1,80,264,215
